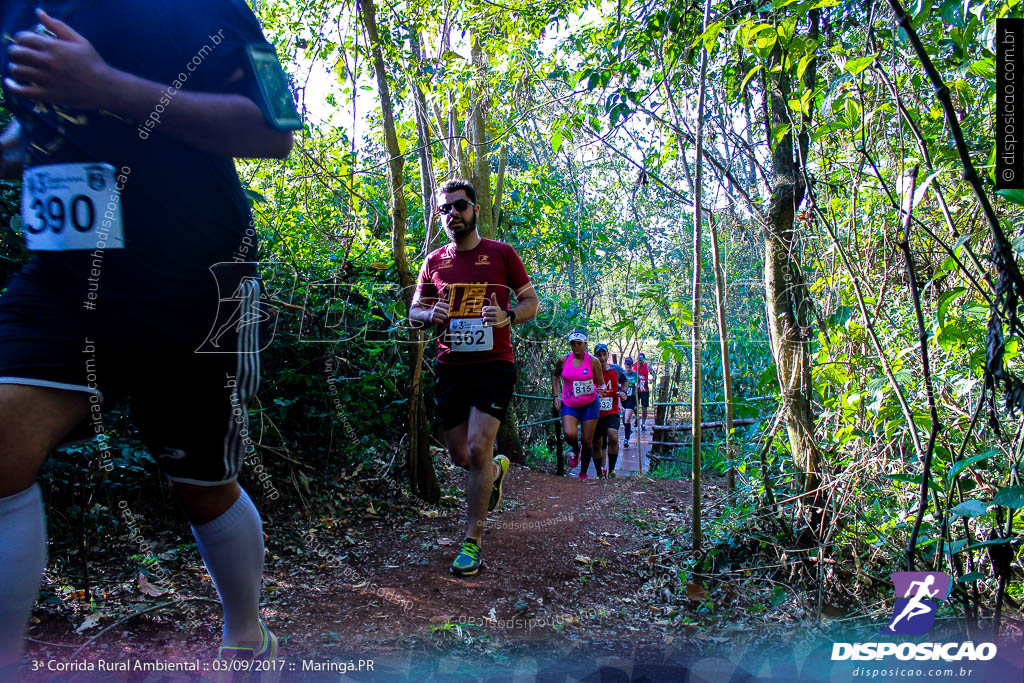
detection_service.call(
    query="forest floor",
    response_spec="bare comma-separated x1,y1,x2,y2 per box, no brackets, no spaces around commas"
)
22,459,824,681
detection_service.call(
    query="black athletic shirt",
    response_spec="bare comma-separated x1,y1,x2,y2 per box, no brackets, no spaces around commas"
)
0,0,275,303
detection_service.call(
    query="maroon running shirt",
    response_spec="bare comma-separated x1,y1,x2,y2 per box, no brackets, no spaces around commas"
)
415,238,531,365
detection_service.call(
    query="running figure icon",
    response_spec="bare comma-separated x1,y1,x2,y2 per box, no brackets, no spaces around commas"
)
884,571,951,635
886,575,938,632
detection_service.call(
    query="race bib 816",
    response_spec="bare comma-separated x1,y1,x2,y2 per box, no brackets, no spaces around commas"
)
22,163,125,251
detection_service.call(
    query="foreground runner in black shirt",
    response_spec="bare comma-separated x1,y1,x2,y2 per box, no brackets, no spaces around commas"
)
0,2,295,674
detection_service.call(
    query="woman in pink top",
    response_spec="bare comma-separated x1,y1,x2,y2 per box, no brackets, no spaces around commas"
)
551,330,605,479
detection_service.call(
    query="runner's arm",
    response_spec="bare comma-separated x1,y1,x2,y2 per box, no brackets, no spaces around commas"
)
508,282,540,324
551,361,561,408
591,357,604,388
5,11,292,159
409,288,448,327
0,120,22,179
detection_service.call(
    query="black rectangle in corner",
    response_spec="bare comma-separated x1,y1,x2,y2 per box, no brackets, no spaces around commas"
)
997,18,1024,190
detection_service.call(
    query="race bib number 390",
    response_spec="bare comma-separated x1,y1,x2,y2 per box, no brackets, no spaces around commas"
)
22,163,125,251
448,318,493,352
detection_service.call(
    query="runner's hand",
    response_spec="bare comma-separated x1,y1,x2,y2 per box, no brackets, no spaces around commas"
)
618,391,626,401
482,293,507,327
431,300,450,326
5,10,115,110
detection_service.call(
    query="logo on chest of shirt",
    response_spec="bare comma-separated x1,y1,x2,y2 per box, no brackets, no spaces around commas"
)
437,258,454,270
85,165,107,191
475,254,491,266
447,282,489,316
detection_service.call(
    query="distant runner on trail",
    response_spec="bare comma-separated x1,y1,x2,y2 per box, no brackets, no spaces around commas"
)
552,331,604,479
0,1,297,674
621,357,638,448
594,344,626,477
636,352,654,431
409,178,539,577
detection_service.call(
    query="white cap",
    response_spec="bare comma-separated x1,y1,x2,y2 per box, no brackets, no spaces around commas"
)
568,330,587,343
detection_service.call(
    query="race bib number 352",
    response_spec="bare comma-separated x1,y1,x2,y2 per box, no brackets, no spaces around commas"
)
448,318,493,352
22,163,125,251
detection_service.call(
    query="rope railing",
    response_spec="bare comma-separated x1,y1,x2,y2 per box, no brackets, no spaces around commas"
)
519,416,561,428
652,396,775,407
512,392,554,401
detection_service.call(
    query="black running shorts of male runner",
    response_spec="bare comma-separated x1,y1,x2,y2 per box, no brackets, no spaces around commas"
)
622,395,637,411
434,360,516,431
0,271,266,486
596,413,620,449
597,413,621,434
639,391,650,409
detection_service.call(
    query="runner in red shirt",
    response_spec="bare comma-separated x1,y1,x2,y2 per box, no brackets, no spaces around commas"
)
594,344,627,477
410,179,539,577
636,352,655,431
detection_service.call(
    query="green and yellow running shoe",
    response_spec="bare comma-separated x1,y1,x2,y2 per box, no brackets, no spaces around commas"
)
450,538,482,576
489,455,510,511
217,620,279,683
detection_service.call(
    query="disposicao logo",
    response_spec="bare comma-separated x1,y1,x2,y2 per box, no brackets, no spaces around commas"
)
886,571,950,635
831,571,997,662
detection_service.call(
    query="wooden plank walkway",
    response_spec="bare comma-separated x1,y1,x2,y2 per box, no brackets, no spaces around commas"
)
565,419,654,477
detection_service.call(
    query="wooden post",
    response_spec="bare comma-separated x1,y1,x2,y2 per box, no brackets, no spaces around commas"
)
652,373,671,472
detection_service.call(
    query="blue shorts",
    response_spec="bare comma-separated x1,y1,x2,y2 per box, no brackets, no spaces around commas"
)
561,398,599,422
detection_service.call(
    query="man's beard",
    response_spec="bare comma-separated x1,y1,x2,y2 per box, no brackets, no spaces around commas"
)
447,211,476,240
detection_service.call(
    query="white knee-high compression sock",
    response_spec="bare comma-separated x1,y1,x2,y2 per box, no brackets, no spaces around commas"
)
0,484,47,670
191,487,264,647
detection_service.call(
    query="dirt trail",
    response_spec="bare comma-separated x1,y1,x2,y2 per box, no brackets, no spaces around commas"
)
25,467,700,679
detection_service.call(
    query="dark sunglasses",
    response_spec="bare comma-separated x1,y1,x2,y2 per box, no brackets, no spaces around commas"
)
437,199,476,215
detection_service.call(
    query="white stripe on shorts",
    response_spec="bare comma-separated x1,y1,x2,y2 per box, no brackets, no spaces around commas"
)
223,278,262,480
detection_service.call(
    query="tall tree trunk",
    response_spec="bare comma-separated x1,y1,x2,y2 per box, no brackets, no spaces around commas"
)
492,144,508,230
361,0,437,502
764,9,821,516
686,0,712,554
710,214,736,491
408,30,441,251
469,36,493,239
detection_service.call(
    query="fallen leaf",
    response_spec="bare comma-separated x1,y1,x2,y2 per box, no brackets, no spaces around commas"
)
437,537,453,546
574,555,592,564
686,583,708,601
138,573,167,597
418,509,441,518
487,607,497,621
598,538,611,546
75,613,102,634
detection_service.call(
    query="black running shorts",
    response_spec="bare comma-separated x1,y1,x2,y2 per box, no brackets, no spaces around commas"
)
638,391,650,408
0,268,267,485
622,395,637,410
597,413,620,433
434,360,516,431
